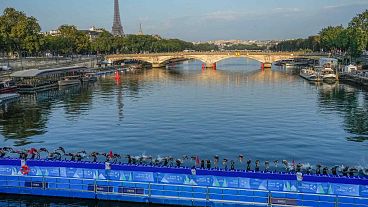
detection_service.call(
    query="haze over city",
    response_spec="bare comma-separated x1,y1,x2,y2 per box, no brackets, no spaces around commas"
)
1,0,367,41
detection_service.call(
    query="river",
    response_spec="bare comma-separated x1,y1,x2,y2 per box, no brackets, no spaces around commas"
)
0,58,367,205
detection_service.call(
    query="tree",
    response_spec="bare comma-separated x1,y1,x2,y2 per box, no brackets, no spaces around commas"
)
319,25,345,51
91,30,113,54
0,8,42,56
348,10,368,56
348,27,367,57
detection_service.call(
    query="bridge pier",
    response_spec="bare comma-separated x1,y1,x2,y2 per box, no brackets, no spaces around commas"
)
152,63,166,68
264,62,272,68
206,63,216,68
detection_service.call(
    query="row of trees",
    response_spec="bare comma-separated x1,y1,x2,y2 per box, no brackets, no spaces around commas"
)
271,10,368,57
0,8,219,58
223,43,265,51
92,32,218,54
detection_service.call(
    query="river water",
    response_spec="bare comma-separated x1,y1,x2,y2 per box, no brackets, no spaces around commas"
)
0,58,367,205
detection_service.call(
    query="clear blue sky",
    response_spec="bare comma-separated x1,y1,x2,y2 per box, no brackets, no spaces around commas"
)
1,0,367,41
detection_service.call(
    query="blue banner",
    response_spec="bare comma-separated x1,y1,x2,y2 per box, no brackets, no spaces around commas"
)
0,165,16,175
360,185,368,197
297,182,332,194
332,183,360,197
157,173,188,185
132,171,154,182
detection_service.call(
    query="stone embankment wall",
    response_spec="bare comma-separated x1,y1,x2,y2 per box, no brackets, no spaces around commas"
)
0,56,100,71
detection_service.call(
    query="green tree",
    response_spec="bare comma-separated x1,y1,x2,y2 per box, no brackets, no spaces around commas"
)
0,8,42,56
91,30,113,54
347,10,368,56
319,25,345,51
348,27,367,57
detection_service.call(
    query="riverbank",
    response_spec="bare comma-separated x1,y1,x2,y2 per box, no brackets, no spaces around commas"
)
0,56,100,71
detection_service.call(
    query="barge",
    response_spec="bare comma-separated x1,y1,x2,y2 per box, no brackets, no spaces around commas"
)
10,66,87,93
0,158,367,207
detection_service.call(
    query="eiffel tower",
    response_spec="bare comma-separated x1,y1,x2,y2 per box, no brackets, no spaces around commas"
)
112,0,124,36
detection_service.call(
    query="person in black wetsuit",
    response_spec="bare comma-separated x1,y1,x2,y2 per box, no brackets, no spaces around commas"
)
176,159,182,167
214,155,219,169
255,160,260,172
323,167,329,175
0,148,5,158
238,154,244,164
206,160,211,169
349,168,358,177
273,160,279,172
342,166,349,176
296,163,303,173
223,159,228,170
246,160,251,171
230,160,235,171
265,161,270,172
90,152,100,162
331,166,338,176
200,160,205,169
316,164,322,175
282,160,289,172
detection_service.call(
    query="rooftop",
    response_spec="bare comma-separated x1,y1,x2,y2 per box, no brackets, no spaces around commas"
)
10,66,87,78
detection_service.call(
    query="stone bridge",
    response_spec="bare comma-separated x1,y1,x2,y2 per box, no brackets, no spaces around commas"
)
106,51,321,68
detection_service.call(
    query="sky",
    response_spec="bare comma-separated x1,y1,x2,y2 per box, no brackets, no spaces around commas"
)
0,0,367,41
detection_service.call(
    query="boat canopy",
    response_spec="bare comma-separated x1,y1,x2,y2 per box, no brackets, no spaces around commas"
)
344,64,357,72
10,66,87,78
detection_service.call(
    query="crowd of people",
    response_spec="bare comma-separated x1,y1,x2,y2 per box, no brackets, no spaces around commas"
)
0,147,367,178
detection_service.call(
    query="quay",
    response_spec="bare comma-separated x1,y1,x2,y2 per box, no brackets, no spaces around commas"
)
0,158,367,207
340,71,368,87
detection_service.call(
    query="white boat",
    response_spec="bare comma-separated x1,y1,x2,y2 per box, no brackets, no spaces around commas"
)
58,76,81,86
300,68,320,81
320,68,337,83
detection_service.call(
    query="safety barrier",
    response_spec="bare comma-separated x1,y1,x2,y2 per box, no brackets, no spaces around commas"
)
0,174,367,207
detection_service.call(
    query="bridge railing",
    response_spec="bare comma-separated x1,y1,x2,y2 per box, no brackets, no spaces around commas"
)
0,174,367,207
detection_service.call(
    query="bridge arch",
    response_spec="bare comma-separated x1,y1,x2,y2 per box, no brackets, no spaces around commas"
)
211,56,266,64
158,55,209,65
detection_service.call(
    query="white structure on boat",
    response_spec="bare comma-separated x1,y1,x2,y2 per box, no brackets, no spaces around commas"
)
343,64,358,73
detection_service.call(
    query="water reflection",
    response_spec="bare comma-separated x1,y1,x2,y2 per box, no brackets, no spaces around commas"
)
0,84,94,144
314,82,368,141
0,59,366,162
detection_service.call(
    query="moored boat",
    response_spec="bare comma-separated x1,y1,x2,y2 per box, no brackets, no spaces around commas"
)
58,76,81,86
299,68,320,81
0,80,17,94
321,67,337,83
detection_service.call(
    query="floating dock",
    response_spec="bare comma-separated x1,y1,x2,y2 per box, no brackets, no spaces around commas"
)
0,158,367,207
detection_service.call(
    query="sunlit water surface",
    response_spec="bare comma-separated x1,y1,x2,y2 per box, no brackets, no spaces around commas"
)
0,58,367,206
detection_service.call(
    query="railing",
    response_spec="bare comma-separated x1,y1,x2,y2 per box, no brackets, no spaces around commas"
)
0,175,367,207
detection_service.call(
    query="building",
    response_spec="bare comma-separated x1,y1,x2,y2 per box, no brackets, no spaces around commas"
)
80,26,105,41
